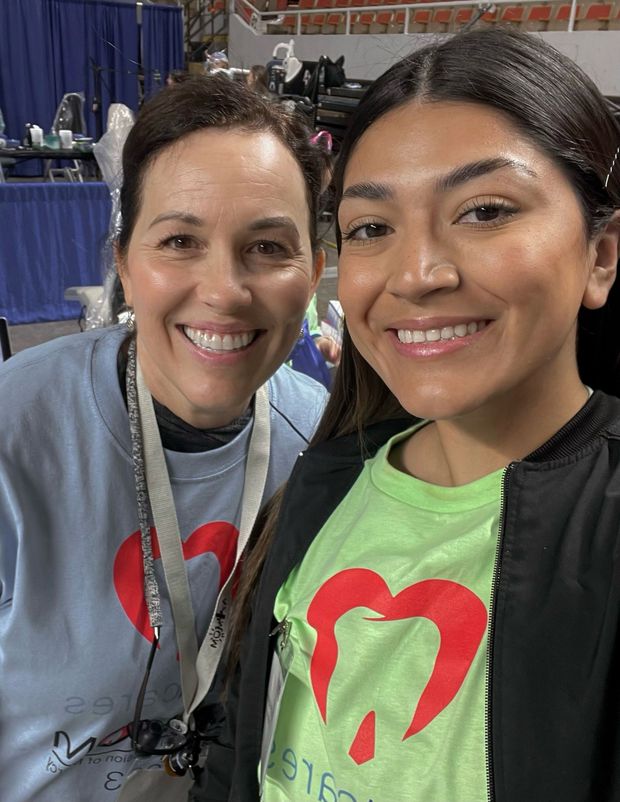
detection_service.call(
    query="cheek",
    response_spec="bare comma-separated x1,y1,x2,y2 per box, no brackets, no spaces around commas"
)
264,272,314,322
337,256,380,320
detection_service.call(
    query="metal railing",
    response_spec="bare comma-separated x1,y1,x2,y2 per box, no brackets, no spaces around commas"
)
234,0,591,34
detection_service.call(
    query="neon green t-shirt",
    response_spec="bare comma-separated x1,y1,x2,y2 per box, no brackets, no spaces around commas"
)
263,426,504,802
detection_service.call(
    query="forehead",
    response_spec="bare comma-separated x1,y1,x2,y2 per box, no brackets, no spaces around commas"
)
139,127,310,221
344,100,553,188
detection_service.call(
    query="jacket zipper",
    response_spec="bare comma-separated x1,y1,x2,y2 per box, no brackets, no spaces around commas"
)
269,617,291,650
485,462,516,802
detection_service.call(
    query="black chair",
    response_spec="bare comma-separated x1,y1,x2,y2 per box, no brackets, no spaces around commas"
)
0,317,12,361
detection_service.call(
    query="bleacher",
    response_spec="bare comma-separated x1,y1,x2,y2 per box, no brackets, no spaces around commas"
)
233,0,620,35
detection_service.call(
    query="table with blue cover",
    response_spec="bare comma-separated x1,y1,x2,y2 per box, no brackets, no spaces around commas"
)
0,182,111,323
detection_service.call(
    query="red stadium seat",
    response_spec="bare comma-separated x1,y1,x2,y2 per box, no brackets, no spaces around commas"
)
409,7,430,30
323,10,346,30
428,7,453,30
575,2,611,27
548,3,582,28
454,6,473,24
368,9,393,30
387,8,406,30
523,3,552,28
500,4,525,23
350,10,368,30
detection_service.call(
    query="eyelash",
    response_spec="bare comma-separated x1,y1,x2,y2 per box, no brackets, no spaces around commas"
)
158,234,198,251
250,239,289,256
341,197,520,243
157,235,291,257
342,219,391,244
456,197,520,227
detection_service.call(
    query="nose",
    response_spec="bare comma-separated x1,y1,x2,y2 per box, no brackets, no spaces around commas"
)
385,235,460,302
195,249,252,312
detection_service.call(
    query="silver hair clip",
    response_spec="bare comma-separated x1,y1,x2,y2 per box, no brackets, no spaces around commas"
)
604,146,620,189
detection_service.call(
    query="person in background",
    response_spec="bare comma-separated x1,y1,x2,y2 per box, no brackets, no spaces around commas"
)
246,64,271,97
209,29,620,802
0,75,328,802
166,69,189,86
306,294,341,366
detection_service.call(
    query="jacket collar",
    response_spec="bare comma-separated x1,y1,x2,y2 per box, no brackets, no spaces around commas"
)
303,392,620,467
526,390,620,462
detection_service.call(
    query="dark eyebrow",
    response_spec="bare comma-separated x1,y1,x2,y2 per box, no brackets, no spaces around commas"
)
247,216,300,234
148,211,203,229
435,158,539,193
341,182,394,202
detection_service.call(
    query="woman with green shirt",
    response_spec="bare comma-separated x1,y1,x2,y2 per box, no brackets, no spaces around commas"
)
201,29,620,802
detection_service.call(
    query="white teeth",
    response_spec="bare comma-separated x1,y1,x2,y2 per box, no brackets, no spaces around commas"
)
183,325,255,352
397,320,487,344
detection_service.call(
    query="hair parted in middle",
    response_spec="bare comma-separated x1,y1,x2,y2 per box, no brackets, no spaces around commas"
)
322,26,620,446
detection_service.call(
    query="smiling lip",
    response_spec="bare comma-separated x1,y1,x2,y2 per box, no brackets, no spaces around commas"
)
180,324,263,360
389,318,491,357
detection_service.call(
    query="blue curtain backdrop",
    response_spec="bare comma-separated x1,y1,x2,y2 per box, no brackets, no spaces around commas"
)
0,183,111,323
143,5,184,99
0,0,183,145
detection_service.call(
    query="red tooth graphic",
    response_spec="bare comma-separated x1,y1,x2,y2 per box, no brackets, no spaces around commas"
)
307,568,487,764
113,522,238,643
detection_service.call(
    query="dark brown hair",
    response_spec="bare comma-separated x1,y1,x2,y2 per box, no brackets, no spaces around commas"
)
117,74,325,257
247,64,270,95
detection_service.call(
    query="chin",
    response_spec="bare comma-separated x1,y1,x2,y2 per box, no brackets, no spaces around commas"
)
395,388,484,422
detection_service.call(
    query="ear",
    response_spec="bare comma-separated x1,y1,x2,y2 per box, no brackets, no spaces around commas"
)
114,242,133,307
311,248,326,296
582,211,620,310
335,56,344,67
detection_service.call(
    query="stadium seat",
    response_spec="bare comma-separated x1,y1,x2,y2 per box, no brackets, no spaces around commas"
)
323,11,346,31
500,4,525,24
387,8,407,30
547,3,581,28
409,7,431,30
453,6,473,25
575,2,611,27
428,7,453,30
481,4,499,22
352,10,374,31
523,3,552,28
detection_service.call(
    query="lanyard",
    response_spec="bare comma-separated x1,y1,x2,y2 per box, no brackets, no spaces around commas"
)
131,345,271,721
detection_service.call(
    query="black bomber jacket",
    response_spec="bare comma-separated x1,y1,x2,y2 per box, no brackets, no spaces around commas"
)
198,391,620,802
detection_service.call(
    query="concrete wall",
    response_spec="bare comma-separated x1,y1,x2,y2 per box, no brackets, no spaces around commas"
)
228,17,620,95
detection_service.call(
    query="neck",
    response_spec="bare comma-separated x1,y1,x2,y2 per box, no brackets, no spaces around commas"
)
394,369,590,487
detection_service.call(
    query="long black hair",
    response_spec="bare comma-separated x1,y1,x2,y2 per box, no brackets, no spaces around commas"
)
229,28,620,667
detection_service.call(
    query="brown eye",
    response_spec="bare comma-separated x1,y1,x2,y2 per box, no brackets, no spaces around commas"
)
473,206,500,222
162,235,197,250
251,241,285,256
458,201,519,227
346,222,390,241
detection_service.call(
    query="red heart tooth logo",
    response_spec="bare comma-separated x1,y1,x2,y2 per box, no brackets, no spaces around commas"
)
348,710,376,765
113,522,238,643
307,568,487,764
